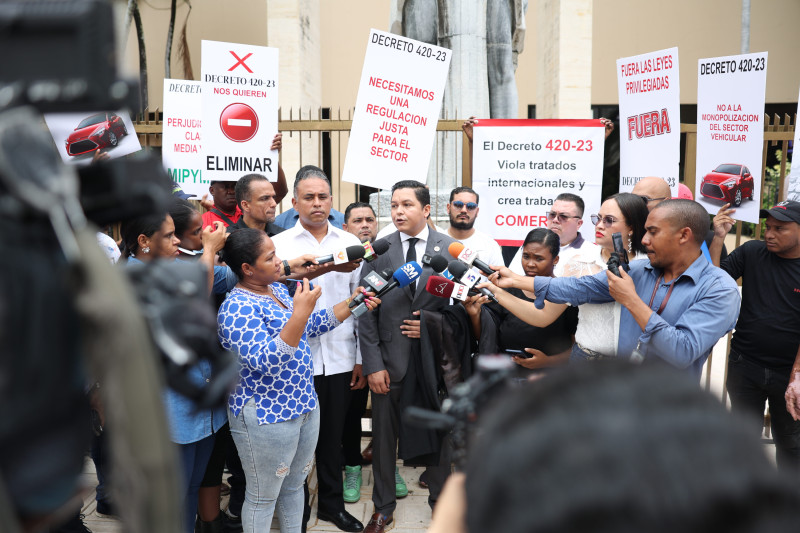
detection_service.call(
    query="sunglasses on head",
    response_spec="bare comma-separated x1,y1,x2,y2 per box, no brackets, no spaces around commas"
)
590,214,619,227
452,201,478,211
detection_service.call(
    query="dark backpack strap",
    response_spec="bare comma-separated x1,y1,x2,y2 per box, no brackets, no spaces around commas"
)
210,208,236,227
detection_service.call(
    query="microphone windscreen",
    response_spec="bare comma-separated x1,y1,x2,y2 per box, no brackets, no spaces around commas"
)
425,276,456,297
447,259,469,278
379,267,395,278
448,242,465,257
346,245,367,261
371,238,391,255
392,261,423,287
429,254,450,273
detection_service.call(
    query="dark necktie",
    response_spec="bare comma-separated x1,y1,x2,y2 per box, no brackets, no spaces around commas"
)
406,237,418,295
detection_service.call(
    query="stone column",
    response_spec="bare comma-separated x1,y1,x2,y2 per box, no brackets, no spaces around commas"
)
431,0,490,197
267,0,322,210
536,0,592,119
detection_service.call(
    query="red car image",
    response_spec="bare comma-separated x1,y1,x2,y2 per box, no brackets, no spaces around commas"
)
699,163,755,207
65,112,128,156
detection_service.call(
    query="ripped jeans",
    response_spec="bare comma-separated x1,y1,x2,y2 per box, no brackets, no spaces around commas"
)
229,402,320,533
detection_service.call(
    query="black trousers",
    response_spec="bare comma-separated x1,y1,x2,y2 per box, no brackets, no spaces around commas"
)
727,350,800,472
342,386,369,466
310,371,353,515
371,379,450,516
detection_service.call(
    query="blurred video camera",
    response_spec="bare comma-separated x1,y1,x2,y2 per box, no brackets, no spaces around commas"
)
404,354,518,469
0,1,232,525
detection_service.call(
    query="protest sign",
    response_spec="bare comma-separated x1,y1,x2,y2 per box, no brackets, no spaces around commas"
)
472,119,605,246
162,79,203,197
342,29,451,190
201,40,278,182
44,110,140,165
695,52,767,223
616,47,680,194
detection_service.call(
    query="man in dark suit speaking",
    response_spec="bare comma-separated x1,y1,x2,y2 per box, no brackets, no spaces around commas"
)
358,180,456,533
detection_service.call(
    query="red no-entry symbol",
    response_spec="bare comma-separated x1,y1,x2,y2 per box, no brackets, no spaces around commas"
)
220,103,259,143
228,51,253,73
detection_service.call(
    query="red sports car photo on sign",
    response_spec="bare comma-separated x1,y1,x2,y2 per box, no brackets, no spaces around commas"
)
699,163,755,207
65,112,129,156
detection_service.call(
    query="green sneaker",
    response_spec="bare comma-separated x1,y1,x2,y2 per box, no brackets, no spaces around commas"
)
395,466,408,498
343,465,362,503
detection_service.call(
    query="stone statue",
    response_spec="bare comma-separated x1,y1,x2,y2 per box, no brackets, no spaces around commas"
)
390,0,528,119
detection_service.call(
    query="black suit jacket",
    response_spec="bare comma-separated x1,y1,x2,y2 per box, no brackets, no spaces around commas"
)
358,228,457,382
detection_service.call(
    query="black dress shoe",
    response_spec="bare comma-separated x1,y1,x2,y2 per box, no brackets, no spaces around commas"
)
317,509,364,532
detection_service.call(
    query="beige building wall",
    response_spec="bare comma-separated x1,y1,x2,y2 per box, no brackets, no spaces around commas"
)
122,0,799,114
590,0,800,105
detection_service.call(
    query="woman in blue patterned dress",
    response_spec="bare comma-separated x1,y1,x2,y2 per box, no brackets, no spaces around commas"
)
217,228,379,533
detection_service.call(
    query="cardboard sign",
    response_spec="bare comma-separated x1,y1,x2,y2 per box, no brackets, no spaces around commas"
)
472,119,605,246
44,109,140,165
162,79,203,197
616,47,680,194
695,52,768,223
201,40,279,182
342,29,451,190
787,86,800,203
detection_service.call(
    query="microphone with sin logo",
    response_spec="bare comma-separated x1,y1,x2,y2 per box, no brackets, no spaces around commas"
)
349,262,422,316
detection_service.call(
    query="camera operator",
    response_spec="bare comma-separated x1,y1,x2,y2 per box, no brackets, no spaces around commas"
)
484,200,740,380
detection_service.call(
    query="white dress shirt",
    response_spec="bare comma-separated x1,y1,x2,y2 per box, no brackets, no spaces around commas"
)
271,222,363,376
400,225,429,291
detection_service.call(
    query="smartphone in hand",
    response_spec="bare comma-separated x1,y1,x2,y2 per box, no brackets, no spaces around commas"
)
286,279,315,297
506,349,531,359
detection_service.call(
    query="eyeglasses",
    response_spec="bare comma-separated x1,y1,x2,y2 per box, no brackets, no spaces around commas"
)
590,214,619,227
452,201,478,211
637,195,668,204
546,211,582,222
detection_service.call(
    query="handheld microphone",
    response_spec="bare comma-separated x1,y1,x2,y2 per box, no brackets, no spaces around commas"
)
447,260,498,302
305,245,365,266
362,238,390,263
424,276,470,301
447,242,497,276
349,262,422,316
428,254,454,280
350,267,394,309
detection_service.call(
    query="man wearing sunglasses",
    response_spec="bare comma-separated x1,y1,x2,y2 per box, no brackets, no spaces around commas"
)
446,186,504,271
509,192,596,276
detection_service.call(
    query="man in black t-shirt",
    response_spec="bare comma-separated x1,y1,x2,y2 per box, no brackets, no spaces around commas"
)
710,200,800,471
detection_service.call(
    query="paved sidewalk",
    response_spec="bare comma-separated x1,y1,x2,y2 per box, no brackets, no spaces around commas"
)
80,442,434,532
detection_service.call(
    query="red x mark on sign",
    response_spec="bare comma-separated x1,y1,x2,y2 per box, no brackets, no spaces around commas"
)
228,51,253,73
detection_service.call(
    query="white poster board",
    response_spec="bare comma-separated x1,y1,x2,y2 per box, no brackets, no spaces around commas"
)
786,86,800,202
342,29,451,190
162,79,204,198
616,47,680,194
44,110,140,165
695,52,768,223
201,40,279,182
472,119,606,246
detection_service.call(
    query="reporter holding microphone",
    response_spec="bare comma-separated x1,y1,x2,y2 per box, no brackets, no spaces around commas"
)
217,229,379,533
